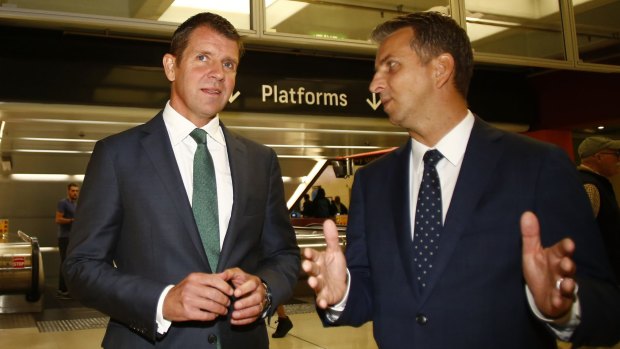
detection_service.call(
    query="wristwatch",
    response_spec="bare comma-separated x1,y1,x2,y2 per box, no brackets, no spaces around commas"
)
261,281,273,317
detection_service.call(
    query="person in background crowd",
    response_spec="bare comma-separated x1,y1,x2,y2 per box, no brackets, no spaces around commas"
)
55,182,79,299
312,187,334,218
577,136,620,282
301,193,314,217
271,305,293,338
331,195,348,215
302,11,620,349
64,12,299,349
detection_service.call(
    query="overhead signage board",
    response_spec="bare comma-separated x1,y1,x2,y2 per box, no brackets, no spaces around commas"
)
227,76,385,117
226,51,387,118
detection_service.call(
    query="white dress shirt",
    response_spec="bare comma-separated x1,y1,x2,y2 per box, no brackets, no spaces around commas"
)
156,101,234,333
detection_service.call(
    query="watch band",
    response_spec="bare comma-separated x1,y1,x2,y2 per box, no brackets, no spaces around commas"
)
261,281,273,318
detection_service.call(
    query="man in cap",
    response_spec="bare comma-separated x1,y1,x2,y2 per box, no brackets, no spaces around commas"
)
577,136,620,281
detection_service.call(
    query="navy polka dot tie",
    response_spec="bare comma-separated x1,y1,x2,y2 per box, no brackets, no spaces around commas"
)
413,149,444,290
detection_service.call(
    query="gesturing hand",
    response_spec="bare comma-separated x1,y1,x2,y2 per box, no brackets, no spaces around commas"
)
521,211,578,321
302,219,348,309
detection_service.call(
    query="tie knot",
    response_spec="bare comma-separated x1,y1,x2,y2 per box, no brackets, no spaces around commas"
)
423,149,443,166
190,128,208,144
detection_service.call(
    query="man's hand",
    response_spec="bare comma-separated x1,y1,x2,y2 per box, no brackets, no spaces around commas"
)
163,272,233,322
521,211,578,321
301,219,348,309
223,267,266,326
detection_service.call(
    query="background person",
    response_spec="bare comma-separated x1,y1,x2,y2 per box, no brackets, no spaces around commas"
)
312,187,334,218
331,195,348,215
55,182,79,299
302,12,620,349
64,12,299,349
577,136,620,282
271,305,293,338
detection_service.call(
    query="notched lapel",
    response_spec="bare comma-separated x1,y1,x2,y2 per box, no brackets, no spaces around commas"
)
217,125,248,269
140,114,211,269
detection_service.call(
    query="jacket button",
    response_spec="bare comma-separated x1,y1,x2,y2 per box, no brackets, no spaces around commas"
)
207,334,217,344
415,314,428,325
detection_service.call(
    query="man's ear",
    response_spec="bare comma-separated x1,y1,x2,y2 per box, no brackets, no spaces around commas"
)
163,53,176,82
433,53,455,88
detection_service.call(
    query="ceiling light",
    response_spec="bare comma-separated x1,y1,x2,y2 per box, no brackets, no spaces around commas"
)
19,137,97,143
9,174,85,182
159,0,251,29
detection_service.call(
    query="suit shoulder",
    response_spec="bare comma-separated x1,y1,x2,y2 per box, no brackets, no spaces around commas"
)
499,128,569,160
355,143,407,177
97,115,161,146
224,127,275,155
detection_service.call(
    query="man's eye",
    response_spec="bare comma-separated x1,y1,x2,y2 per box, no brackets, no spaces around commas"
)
388,61,398,70
197,55,208,62
223,61,236,71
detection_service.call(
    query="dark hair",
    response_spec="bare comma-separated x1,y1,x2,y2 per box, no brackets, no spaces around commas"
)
169,12,244,63
67,182,79,190
371,12,474,98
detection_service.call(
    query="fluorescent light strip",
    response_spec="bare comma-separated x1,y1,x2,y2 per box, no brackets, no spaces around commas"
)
267,144,381,149
10,174,85,182
277,155,327,159
8,173,299,183
12,149,93,154
9,148,325,159
287,159,328,209
229,125,407,136
0,120,5,146
19,137,97,143
12,118,141,126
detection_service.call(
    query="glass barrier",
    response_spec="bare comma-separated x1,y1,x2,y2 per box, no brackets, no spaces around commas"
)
0,0,253,30
573,0,620,67
264,0,450,42
464,0,566,60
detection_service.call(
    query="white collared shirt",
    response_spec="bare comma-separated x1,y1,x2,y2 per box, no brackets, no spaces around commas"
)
162,101,233,249
409,111,474,239
156,102,235,334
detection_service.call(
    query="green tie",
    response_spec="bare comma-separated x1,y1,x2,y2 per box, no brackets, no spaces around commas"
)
190,128,220,271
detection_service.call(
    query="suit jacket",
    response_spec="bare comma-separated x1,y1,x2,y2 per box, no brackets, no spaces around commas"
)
64,112,300,349
326,118,620,349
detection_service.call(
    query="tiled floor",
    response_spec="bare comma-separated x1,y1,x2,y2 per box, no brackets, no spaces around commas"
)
1,279,618,349
0,306,377,349
0,278,377,349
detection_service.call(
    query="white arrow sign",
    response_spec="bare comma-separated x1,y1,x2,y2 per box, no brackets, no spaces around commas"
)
229,91,241,103
366,93,381,110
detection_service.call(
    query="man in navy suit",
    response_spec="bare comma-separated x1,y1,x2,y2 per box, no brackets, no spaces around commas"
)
64,13,299,349
302,12,620,349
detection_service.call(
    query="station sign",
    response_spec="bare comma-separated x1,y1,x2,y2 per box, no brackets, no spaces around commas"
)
225,51,387,118
226,77,385,117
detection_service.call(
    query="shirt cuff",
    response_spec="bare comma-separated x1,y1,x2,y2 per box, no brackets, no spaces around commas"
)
325,269,351,323
156,285,175,335
525,285,581,341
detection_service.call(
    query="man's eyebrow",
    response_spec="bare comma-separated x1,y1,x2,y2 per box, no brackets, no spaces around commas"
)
375,54,393,69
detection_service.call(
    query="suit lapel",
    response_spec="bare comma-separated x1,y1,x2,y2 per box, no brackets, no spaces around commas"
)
417,118,504,304
217,124,248,269
140,113,211,269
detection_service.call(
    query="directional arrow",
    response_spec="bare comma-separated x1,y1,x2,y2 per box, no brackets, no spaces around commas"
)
366,93,381,110
229,91,241,103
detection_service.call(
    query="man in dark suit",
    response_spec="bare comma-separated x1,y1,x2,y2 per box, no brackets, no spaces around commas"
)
302,12,620,349
64,13,299,349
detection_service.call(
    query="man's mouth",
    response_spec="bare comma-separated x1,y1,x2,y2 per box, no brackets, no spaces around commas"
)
201,87,222,95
